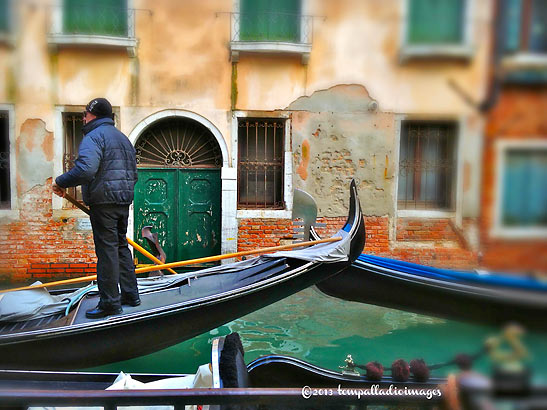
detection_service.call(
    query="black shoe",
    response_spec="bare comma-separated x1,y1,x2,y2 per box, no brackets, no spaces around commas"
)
121,297,141,307
85,305,123,319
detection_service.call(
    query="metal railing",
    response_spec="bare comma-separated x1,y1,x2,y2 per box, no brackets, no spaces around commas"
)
230,12,313,44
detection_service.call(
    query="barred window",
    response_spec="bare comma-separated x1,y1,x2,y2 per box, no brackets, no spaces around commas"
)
238,119,284,209
0,111,9,209
398,121,457,210
62,112,84,205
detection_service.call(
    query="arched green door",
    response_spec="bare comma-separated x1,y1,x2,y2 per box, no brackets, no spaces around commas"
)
133,117,222,267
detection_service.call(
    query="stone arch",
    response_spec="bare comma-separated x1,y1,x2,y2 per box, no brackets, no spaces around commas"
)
128,110,229,168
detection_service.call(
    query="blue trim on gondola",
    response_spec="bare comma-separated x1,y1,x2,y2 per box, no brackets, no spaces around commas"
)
356,254,547,292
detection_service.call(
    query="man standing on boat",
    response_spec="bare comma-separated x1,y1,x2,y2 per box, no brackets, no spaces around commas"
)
52,98,140,319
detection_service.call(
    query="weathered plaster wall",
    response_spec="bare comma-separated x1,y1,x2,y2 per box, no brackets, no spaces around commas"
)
289,84,396,217
16,119,54,195
306,0,491,114
137,0,231,109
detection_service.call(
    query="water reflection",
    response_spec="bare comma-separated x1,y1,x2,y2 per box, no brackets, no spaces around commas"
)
89,287,547,383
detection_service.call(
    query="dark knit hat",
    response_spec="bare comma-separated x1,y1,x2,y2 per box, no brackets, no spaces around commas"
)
86,98,112,118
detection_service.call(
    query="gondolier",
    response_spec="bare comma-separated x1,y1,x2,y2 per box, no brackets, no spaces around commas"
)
52,97,140,319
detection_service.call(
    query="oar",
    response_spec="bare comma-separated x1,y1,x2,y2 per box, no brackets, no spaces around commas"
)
62,193,177,275
134,236,342,274
0,236,342,294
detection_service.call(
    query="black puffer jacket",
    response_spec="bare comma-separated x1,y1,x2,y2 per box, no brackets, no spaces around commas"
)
56,117,138,206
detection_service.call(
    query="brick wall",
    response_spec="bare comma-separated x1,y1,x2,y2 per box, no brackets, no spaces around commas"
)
481,87,547,273
0,182,482,285
236,214,478,269
0,181,96,284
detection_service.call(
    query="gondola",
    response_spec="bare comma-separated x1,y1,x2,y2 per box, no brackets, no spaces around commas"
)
0,181,365,370
0,333,448,409
316,253,547,331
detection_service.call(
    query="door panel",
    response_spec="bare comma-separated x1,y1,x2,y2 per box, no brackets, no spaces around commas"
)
134,168,221,268
178,170,221,262
134,169,177,264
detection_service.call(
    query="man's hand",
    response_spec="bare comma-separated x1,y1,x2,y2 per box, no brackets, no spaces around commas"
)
52,182,66,198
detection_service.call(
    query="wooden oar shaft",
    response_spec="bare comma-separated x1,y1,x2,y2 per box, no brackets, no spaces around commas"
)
135,236,342,274
0,236,342,294
63,193,177,274
0,275,99,294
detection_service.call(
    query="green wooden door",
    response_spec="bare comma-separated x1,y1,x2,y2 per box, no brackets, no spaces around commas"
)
134,168,221,268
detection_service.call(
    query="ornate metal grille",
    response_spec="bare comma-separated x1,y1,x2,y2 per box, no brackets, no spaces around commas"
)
238,119,284,209
398,121,456,210
62,113,84,204
135,118,222,169
0,111,9,209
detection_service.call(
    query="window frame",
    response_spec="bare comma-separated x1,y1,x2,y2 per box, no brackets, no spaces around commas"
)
232,111,293,219
395,116,463,220
230,0,312,64
492,139,547,239
501,0,547,72
0,104,17,216
400,0,474,61
48,0,137,57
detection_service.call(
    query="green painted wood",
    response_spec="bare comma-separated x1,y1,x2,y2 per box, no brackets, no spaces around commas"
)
177,170,221,262
63,0,128,36
134,169,177,265
408,0,464,45
0,0,9,33
134,168,221,268
240,0,300,42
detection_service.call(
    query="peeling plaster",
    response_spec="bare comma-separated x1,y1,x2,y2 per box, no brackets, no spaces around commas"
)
289,84,396,217
16,119,54,194
286,84,375,113
296,139,310,180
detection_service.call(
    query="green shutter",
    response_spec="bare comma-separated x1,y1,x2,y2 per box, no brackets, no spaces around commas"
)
501,0,522,53
240,0,300,42
63,0,128,36
530,0,547,52
0,0,9,33
502,150,547,227
408,0,464,45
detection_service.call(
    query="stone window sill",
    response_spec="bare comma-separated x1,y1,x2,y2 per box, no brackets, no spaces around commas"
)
48,34,137,57
230,41,311,65
399,44,473,62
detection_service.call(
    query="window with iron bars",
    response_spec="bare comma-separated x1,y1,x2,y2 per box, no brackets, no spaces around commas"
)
398,121,457,210
62,112,84,206
0,111,10,209
238,119,284,209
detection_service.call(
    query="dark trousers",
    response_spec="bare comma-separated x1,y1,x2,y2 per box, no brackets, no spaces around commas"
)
89,204,139,309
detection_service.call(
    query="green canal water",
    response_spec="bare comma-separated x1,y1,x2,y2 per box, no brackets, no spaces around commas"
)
87,287,547,383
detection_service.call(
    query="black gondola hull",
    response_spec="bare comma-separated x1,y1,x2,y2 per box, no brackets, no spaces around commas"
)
316,260,547,331
0,260,349,370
